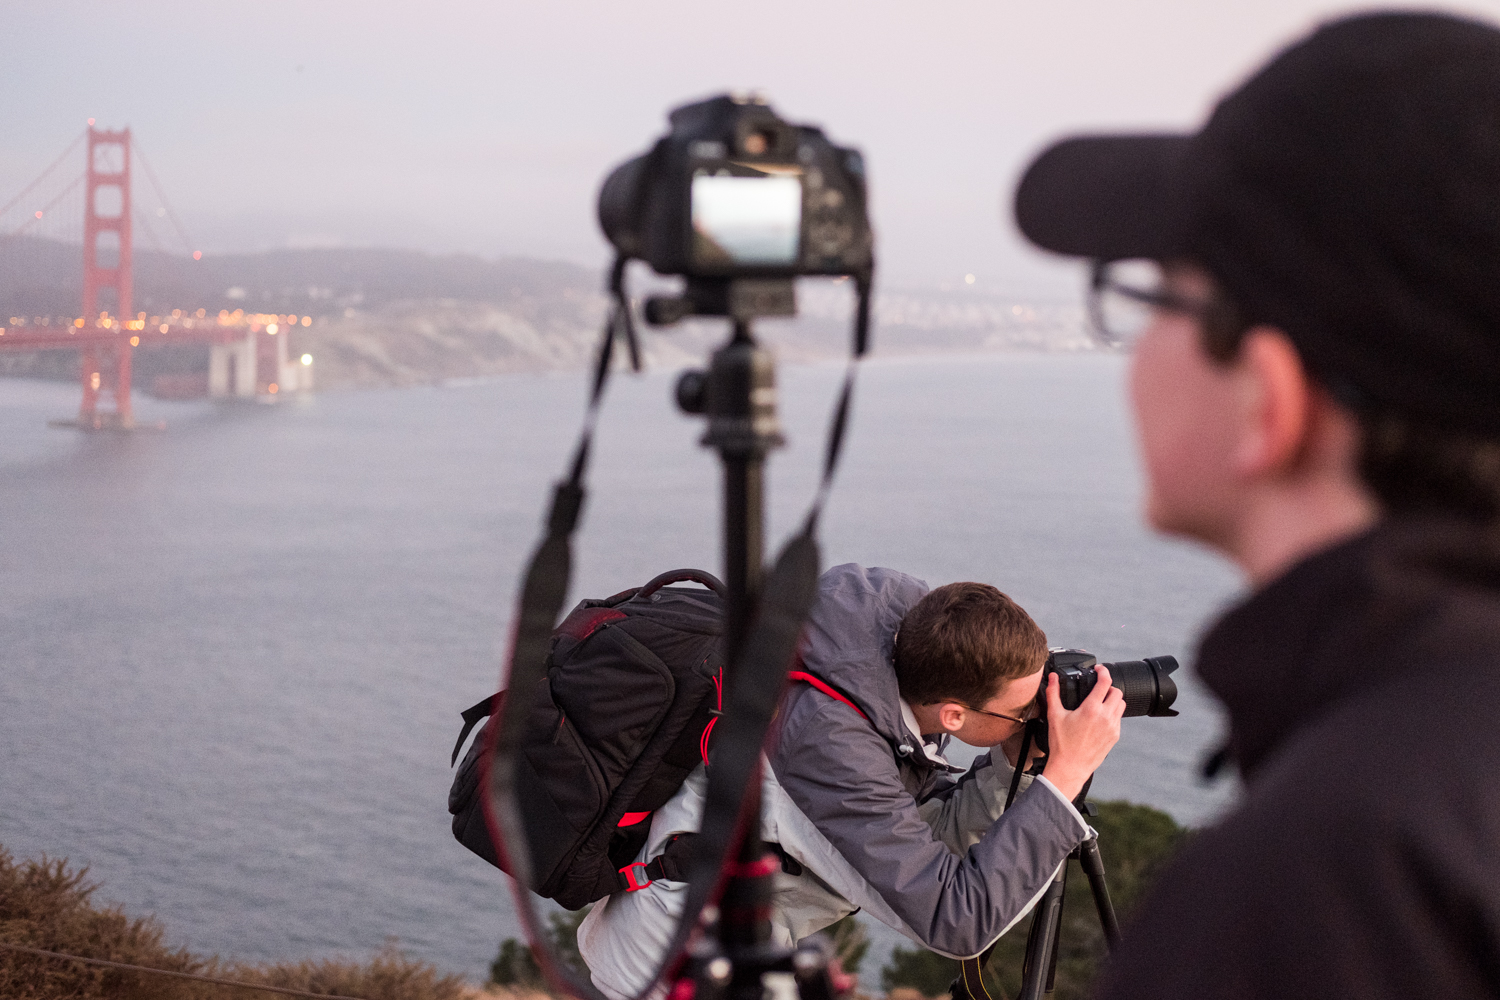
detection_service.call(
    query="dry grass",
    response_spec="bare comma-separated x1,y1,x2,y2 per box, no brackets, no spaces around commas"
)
0,845,469,1000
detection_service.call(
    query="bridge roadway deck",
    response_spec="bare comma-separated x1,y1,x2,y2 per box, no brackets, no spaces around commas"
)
0,325,248,351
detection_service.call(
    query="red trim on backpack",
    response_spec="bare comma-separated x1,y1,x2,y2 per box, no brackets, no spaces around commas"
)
619,861,652,892
617,811,652,827
725,855,780,878
787,670,869,721
699,663,724,767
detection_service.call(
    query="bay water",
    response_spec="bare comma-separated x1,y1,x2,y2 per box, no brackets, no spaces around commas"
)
0,353,1242,982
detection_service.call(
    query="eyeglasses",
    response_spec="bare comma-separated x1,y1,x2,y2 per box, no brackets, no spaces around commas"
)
964,702,1038,727
1087,259,1242,349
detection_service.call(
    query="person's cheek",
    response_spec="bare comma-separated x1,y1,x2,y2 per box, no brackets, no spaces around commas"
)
1129,326,1174,526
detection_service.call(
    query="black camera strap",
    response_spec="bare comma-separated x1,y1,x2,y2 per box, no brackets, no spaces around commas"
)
804,273,871,532
1003,717,1048,812
484,262,872,1000
484,258,644,1000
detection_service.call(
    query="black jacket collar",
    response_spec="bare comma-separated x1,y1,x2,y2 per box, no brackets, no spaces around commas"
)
1198,516,1500,779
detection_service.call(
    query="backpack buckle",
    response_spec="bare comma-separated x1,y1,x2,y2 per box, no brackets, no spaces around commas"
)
620,861,653,892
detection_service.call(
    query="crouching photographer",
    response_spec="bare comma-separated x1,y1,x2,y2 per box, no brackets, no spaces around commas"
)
576,563,1126,998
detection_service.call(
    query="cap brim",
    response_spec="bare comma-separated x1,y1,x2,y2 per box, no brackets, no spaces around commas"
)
1013,134,1193,261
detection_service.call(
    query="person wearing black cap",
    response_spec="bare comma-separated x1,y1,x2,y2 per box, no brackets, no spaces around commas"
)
1014,10,1500,999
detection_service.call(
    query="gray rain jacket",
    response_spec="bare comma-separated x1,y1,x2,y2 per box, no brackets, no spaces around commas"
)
578,564,1089,999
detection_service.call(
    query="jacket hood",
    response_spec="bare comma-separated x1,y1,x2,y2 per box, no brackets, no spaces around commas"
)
799,563,948,765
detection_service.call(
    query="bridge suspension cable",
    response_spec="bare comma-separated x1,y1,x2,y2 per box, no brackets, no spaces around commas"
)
0,129,85,221
10,172,85,237
131,136,198,258
133,206,169,252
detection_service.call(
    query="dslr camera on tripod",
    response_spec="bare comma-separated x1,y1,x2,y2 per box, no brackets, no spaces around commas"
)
598,92,874,322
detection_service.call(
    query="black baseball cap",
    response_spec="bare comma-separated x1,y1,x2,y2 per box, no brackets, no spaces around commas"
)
1013,11,1500,436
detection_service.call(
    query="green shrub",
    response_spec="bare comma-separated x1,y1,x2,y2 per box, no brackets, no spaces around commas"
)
825,913,869,975
489,907,590,988
490,937,545,989
879,800,1187,1000
880,945,960,997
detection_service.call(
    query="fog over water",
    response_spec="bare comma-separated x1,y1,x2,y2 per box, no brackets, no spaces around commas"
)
1,353,1241,980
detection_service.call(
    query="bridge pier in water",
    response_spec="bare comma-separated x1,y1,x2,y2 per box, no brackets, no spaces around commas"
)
209,330,257,398
74,340,135,430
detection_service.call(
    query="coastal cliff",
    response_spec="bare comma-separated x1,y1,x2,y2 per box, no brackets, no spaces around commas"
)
1,237,1094,392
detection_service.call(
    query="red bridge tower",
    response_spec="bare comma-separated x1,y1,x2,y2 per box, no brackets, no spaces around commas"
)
80,126,134,428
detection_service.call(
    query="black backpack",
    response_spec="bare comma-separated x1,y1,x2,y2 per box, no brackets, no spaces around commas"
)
448,569,725,910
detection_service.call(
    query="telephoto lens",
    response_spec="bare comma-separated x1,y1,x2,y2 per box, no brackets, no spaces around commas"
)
1045,648,1179,717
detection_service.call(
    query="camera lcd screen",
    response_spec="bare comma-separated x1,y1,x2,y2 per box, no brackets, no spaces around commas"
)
691,174,802,267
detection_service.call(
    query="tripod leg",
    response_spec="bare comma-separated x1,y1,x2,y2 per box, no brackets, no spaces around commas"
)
1076,836,1122,949
1043,864,1068,995
1017,862,1067,1000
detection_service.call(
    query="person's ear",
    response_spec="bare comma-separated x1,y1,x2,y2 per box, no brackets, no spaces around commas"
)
937,703,966,733
1230,327,1312,478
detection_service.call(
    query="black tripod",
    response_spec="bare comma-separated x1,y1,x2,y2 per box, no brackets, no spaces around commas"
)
668,277,846,1000
952,720,1123,1000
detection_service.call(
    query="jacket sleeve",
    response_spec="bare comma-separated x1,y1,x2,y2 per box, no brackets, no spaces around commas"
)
918,752,1042,855
769,687,1090,959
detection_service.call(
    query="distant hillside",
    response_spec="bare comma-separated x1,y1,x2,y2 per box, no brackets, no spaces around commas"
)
0,237,618,388
0,236,599,317
0,237,1096,390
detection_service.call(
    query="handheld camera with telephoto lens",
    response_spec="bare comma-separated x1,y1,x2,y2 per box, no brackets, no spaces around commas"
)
993,646,1181,1000
1045,647,1180,717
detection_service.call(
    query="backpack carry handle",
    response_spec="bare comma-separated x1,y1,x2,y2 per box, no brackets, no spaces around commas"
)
639,568,727,601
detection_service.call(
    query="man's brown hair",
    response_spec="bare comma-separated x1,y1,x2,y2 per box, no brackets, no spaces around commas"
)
893,582,1048,708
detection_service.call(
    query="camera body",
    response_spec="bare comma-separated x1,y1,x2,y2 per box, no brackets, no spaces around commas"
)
598,94,873,285
1045,648,1180,718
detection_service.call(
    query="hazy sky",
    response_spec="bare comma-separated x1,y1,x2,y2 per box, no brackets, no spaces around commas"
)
6,1,1500,293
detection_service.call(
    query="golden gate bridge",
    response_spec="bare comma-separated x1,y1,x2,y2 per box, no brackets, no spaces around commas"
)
0,123,312,429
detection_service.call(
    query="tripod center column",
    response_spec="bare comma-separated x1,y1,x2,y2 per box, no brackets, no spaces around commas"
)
701,319,785,657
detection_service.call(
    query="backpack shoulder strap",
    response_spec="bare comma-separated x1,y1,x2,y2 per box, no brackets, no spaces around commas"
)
451,693,501,766
615,833,695,893
787,670,869,721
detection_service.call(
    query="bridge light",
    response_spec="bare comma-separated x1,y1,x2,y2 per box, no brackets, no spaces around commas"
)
160,324,169,333
301,354,312,366
301,316,310,327
267,323,279,335
75,318,84,328
90,372,101,390
193,251,202,260
130,336,139,346
268,383,279,394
